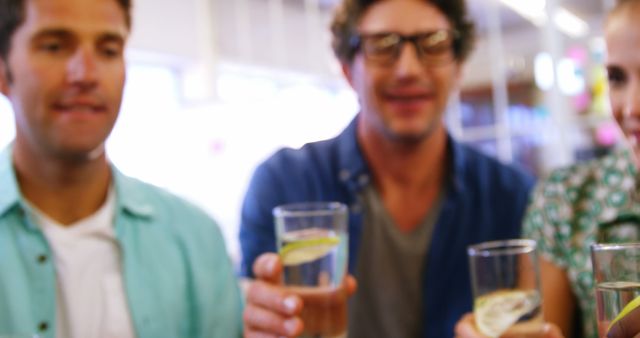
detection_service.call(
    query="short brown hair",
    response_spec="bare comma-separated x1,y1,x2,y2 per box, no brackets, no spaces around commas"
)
330,0,475,64
0,0,132,61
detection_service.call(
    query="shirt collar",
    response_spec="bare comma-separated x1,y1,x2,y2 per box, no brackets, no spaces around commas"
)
336,115,464,192
0,144,154,221
589,147,640,229
447,134,467,194
111,165,155,219
336,116,370,189
0,145,20,217
621,146,640,178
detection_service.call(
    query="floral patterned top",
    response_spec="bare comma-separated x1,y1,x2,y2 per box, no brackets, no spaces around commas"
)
523,147,640,338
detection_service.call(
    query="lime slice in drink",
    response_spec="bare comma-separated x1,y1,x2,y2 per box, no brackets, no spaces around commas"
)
280,237,340,266
609,294,640,332
474,290,539,338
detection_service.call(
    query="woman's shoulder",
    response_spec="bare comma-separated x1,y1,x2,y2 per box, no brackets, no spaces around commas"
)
538,148,634,192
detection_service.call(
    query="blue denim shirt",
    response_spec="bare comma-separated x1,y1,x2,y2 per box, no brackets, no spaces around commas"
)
240,117,535,337
0,146,243,338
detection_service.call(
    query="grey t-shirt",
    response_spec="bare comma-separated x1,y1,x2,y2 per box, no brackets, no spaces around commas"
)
347,185,444,338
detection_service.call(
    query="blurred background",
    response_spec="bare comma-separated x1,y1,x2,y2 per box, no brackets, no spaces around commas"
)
0,0,620,267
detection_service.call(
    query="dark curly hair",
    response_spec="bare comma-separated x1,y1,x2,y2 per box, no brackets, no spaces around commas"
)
0,0,132,61
330,0,475,64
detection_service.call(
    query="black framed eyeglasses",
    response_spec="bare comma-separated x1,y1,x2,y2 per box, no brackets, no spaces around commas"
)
349,29,459,66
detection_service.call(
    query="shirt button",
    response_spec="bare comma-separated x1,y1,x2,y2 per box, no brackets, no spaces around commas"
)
351,203,362,214
339,169,350,182
358,174,369,186
38,321,49,332
36,254,48,264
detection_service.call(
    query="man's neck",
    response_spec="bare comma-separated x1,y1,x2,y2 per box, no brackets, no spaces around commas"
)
358,122,448,191
12,143,112,226
357,119,449,232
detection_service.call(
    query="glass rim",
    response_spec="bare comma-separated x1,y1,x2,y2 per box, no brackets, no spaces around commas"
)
273,201,347,218
467,239,536,257
590,242,640,252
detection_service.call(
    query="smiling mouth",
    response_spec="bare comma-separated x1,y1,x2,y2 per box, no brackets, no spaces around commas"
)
621,117,640,143
626,130,640,145
384,92,435,109
52,103,107,114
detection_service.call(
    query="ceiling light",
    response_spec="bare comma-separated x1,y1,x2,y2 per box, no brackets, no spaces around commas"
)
499,0,589,38
500,0,546,26
553,8,589,38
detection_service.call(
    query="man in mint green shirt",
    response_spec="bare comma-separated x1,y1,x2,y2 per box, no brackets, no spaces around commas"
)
0,0,242,337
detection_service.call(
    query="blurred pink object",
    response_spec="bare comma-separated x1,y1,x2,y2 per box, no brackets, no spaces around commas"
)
596,122,619,146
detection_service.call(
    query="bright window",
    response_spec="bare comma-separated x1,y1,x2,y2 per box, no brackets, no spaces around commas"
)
0,62,356,265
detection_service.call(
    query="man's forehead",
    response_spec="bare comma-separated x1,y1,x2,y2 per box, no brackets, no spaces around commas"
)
357,0,450,33
21,0,128,38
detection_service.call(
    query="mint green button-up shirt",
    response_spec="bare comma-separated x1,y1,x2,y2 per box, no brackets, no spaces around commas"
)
0,146,243,338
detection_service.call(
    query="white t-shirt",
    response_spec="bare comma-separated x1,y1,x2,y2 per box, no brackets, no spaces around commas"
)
26,190,136,338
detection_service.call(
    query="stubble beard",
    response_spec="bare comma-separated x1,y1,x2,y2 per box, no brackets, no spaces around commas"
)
379,116,443,147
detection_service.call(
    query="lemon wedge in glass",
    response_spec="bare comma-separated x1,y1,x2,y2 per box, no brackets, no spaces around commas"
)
474,290,540,338
609,294,640,333
280,236,340,266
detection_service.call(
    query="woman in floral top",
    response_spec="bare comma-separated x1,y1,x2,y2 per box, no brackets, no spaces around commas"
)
456,1,640,337
524,1,640,337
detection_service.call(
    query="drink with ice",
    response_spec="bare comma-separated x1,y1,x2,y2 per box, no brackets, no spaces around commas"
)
279,228,348,336
274,202,349,337
595,281,640,336
468,239,544,338
474,289,543,338
592,243,640,338
280,228,345,286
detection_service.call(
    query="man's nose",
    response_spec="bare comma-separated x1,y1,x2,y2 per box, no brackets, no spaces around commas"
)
66,47,98,87
394,42,423,78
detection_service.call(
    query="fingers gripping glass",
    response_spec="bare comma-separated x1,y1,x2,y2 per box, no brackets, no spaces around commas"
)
467,239,544,338
350,30,459,66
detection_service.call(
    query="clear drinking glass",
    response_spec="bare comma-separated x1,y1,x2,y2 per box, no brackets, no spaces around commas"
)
274,202,349,338
592,242,640,337
467,239,544,338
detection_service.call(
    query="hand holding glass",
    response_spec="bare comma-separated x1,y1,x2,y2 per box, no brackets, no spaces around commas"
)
467,239,543,338
274,202,349,337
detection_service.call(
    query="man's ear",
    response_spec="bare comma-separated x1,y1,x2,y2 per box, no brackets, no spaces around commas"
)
0,59,9,95
452,61,463,90
341,61,355,89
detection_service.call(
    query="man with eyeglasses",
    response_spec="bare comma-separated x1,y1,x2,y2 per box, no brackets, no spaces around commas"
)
241,0,535,337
